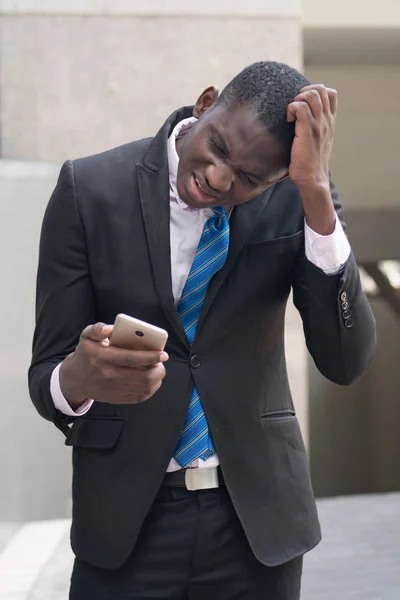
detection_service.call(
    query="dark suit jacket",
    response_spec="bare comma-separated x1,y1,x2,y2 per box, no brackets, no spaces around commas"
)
29,106,376,570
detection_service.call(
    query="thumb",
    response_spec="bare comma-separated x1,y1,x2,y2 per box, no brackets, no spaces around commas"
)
81,322,113,343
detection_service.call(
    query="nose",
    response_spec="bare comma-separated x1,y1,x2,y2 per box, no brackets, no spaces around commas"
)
205,163,235,193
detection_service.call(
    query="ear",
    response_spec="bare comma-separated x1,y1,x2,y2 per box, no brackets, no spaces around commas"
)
193,86,219,118
270,169,290,186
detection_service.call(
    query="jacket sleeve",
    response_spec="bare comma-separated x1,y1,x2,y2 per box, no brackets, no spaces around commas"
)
291,179,376,385
28,161,96,435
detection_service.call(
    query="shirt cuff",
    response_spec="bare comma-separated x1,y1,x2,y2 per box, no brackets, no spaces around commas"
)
304,214,351,274
50,363,94,417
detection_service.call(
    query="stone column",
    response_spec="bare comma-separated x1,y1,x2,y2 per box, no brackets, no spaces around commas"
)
0,0,306,521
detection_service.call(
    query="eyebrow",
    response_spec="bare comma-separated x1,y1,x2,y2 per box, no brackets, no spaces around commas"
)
209,124,265,183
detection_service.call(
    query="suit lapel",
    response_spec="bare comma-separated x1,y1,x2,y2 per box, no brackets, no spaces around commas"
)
135,105,194,348
196,186,276,336
137,163,189,349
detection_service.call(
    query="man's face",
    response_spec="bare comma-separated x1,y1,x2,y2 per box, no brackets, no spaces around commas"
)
175,96,289,209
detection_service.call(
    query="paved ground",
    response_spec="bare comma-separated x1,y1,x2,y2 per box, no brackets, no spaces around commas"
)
1,493,399,599
302,493,400,600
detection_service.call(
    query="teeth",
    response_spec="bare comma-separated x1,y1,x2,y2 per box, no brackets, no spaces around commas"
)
195,176,205,193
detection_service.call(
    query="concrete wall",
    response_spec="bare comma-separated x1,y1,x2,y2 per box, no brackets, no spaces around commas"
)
0,1,300,16
303,0,400,27
0,161,73,521
0,1,301,163
0,2,306,521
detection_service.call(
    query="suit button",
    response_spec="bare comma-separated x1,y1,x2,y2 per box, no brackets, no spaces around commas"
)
344,318,354,328
341,301,350,310
343,309,352,319
340,291,348,302
190,355,201,369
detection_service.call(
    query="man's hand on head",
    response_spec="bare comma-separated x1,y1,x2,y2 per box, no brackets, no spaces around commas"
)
287,84,338,236
59,322,169,410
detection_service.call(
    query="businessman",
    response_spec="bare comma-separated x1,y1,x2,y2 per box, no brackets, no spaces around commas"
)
29,61,376,599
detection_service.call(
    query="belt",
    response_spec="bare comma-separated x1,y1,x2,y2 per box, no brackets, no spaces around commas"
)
163,466,223,491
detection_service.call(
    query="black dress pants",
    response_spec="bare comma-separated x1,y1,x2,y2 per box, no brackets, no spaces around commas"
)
70,485,302,600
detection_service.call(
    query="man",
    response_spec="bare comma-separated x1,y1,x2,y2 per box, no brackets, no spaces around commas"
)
29,61,376,599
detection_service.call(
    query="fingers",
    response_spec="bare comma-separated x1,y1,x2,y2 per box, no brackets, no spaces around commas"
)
294,89,324,119
298,85,329,115
139,363,166,390
287,101,312,125
288,84,338,122
117,362,166,389
327,88,338,117
114,382,163,404
80,323,169,367
105,347,169,369
76,323,170,406
107,362,166,404
81,322,113,343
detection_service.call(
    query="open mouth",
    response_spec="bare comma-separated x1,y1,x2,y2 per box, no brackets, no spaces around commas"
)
190,173,219,204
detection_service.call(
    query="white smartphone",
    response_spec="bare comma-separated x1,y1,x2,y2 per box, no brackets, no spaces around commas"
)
109,314,168,352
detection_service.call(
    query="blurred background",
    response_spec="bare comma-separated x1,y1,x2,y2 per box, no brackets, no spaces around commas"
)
0,1,399,598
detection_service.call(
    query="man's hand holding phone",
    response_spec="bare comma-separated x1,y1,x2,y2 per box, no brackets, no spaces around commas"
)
59,317,169,410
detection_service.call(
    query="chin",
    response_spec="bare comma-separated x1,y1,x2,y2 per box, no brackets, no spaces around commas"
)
176,176,199,208
176,178,189,204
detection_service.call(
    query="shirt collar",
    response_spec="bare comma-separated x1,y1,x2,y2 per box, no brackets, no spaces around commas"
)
168,116,198,210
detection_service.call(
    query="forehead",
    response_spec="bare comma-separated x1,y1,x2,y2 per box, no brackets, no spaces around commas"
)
201,103,283,170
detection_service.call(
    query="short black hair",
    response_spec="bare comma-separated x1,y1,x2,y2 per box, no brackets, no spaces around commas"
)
216,61,310,163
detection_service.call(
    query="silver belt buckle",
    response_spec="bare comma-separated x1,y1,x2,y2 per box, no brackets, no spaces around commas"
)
185,467,219,491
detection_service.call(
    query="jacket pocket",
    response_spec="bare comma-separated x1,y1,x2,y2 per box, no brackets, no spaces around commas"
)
246,230,303,259
65,417,125,450
260,408,296,422
247,230,303,247
260,410,305,452
243,231,303,273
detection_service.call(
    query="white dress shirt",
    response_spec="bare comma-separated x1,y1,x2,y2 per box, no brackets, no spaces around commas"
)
51,116,351,471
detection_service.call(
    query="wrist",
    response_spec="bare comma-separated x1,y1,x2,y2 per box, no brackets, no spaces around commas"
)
297,182,336,236
59,353,88,411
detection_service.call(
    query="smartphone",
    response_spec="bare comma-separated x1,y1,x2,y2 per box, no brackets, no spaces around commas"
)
109,314,168,352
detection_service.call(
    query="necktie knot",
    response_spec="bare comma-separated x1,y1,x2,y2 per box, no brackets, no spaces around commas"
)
212,206,227,227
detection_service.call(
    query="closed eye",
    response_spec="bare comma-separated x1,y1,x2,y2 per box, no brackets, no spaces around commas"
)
239,172,258,186
209,133,258,186
209,135,226,158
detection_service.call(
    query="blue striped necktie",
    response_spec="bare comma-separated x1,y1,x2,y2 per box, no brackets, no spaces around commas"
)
173,207,230,467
